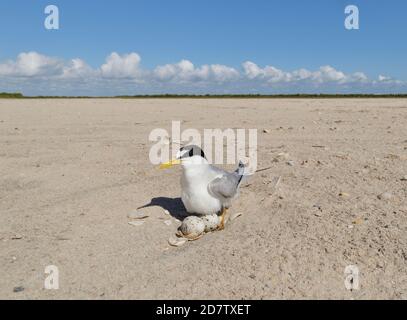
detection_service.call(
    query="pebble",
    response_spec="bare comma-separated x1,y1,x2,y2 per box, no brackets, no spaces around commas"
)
352,218,364,225
11,234,23,240
339,192,350,198
286,160,295,166
401,175,407,181
378,192,392,201
163,209,170,215
313,204,322,211
163,220,172,226
128,220,145,227
128,210,149,220
263,129,270,133
13,286,24,293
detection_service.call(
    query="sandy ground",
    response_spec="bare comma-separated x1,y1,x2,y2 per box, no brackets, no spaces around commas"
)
0,98,406,300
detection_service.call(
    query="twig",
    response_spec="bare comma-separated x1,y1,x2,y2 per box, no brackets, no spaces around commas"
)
255,166,273,173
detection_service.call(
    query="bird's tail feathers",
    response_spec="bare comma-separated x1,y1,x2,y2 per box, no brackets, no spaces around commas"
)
235,160,253,186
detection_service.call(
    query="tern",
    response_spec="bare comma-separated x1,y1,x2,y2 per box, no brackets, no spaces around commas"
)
160,145,246,229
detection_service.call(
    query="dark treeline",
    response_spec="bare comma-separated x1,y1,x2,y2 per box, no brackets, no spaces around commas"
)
0,92,24,98
1,92,407,99
116,93,407,99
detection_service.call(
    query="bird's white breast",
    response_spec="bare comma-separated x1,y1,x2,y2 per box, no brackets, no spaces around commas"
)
181,165,222,215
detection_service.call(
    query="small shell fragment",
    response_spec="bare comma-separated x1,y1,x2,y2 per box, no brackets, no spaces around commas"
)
128,210,149,220
273,152,289,162
378,192,392,201
128,220,145,227
163,220,172,226
272,176,282,189
163,209,170,215
168,236,187,247
230,212,243,221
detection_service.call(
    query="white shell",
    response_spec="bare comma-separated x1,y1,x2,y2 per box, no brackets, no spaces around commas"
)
378,192,392,200
168,236,187,247
128,220,145,227
128,210,149,220
180,216,205,239
201,214,220,232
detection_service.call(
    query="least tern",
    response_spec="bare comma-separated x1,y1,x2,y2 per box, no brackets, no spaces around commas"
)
160,145,246,229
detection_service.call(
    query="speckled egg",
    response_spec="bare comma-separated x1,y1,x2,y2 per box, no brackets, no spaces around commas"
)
201,214,220,232
180,216,205,239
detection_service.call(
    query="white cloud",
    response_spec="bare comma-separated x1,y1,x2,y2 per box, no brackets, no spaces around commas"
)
378,75,391,82
242,61,292,83
100,52,141,78
312,65,346,83
61,58,94,79
242,62,373,86
153,60,239,83
0,52,62,77
348,72,368,82
0,51,405,95
207,64,240,82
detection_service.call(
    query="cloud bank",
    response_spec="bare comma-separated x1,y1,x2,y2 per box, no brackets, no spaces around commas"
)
0,51,405,96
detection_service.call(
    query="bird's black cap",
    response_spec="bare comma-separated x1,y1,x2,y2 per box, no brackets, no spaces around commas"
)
178,145,207,159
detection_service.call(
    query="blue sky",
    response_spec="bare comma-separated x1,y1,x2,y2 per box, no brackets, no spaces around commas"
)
0,0,406,95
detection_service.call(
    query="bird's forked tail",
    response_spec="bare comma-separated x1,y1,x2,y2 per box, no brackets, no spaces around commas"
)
235,161,252,187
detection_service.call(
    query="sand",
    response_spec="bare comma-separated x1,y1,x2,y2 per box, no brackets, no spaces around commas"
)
0,98,406,299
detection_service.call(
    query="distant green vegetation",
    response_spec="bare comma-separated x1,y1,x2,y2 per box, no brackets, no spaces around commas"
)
0,92,24,98
1,92,407,99
116,93,407,99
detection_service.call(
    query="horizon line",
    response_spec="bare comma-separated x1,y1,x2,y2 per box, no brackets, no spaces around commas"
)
2,93,407,99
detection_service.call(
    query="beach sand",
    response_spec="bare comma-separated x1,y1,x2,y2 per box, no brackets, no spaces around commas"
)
0,98,406,299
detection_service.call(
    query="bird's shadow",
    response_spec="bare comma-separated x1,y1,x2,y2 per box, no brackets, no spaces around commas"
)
137,197,189,221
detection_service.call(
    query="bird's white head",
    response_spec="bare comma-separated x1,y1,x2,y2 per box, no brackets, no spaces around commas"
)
176,145,208,167
159,145,208,169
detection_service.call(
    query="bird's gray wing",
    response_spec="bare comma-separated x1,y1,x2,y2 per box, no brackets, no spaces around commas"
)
207,171,240,200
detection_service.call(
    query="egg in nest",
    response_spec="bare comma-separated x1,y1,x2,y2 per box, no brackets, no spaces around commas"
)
178,216,206,240
201,213,220,232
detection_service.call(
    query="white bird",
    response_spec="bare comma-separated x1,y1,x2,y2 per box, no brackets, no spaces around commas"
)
160,145,246,229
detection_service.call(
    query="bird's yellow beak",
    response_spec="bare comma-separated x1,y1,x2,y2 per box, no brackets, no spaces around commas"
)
159,159,181,169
